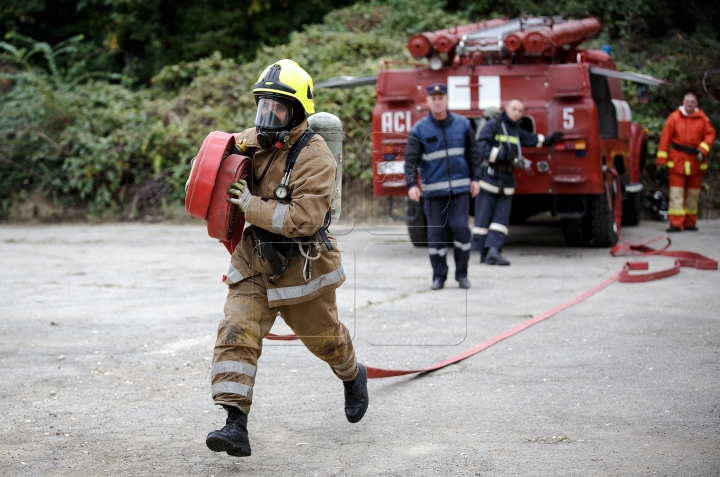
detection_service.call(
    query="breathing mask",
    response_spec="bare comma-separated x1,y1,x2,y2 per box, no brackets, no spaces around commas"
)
254,96,294,150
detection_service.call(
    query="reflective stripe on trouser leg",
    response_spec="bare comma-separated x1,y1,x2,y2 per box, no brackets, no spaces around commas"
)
485,194,512,250
423,196,451,282
668,172,687,229
212,275,278,414
473,190,498,253
280,289,358,381
446,193,471,279
684,175,703,227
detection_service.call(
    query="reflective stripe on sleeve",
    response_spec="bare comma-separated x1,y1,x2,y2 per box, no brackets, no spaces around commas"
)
667,161,674,168
489,147,501,164
700,163,708,170
272,202,289,235
494,134,519,145
657,151,668,159
211,361,257,378
479,180,500,194
212,381,253,399
453,240,472,251
489,223,509,235
699,142,710,153
428,247,448,256
536,134,545,148
503,187,515,195
421,178,471,192
472,226,488,235
225,264,244,284
266,266,345,302
421,147,466,161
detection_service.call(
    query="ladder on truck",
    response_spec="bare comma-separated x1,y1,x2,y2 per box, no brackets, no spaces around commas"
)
456,15,562,54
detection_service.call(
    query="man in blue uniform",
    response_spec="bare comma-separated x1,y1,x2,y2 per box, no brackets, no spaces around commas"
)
405,83,482,290
473,98,562,265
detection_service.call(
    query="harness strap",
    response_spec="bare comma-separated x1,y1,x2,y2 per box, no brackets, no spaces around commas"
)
280,128,315,198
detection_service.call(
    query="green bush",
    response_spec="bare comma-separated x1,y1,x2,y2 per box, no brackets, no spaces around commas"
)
1,0,719,220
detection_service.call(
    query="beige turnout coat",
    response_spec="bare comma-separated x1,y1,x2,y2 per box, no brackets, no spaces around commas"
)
223,120,344,307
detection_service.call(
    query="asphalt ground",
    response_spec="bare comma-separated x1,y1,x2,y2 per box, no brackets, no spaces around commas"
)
1,218,719,476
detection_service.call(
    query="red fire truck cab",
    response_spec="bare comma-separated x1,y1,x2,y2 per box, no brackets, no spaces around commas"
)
370,15,663,247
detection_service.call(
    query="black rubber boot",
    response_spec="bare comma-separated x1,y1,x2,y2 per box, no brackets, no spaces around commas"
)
485,247,510,266
344,363,369,423
206,406,251,457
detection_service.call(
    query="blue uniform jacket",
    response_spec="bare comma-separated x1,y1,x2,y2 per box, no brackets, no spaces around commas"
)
477,111,547,192
404,112,481,198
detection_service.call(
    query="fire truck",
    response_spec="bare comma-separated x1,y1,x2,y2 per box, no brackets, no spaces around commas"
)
363,15,664,247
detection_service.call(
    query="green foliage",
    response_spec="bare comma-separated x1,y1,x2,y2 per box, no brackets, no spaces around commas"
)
2,0,356,85
1,0,720,220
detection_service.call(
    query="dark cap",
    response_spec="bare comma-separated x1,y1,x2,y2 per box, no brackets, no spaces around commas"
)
426,83,447,95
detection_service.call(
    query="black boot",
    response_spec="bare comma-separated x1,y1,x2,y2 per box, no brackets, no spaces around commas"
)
485,247,510,266
480,249,487,264
344,363,369,423
206,406,251,457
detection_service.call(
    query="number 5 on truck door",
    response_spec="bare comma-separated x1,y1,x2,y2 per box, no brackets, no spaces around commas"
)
563,107,575,129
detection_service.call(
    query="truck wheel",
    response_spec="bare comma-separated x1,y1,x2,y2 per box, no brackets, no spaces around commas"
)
621,191,641,226
561,218,588,247
406,197,428,247
586,192,618,247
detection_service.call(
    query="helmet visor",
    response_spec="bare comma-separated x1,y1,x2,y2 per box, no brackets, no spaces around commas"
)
254,97,293,130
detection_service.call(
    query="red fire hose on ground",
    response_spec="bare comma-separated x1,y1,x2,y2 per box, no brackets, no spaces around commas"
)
188,137,717,379
267,169,716,379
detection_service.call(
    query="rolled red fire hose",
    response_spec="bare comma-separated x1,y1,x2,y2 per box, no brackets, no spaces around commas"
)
185,131,253,253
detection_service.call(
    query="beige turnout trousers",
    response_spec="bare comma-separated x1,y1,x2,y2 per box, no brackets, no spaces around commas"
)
211,275,357,414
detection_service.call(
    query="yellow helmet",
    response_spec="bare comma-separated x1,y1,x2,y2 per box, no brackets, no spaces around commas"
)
253,59,315,114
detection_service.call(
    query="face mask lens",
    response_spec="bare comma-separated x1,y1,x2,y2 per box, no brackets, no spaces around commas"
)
254,97,291,129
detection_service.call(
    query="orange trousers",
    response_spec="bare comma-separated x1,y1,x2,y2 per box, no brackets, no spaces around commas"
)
668,172,703,229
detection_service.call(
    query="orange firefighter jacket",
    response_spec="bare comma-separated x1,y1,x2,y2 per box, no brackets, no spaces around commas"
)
656,107,716,176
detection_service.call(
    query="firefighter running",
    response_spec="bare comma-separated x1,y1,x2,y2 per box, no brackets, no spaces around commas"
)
655,92,716,232
473,99,563,265
404,83,482,290
205,59,369,458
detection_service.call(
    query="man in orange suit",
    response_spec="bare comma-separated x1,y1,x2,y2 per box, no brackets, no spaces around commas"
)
655,93,716,232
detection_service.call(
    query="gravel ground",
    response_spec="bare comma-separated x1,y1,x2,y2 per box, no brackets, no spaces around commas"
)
1,218,719,476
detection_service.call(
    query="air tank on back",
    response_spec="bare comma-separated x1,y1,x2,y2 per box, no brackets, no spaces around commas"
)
308,112,343,223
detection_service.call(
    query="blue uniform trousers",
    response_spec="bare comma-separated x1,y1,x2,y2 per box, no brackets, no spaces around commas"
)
423,193,472,282
472,190,512,252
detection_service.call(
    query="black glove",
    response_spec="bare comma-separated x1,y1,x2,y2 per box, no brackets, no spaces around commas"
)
544,131,564,147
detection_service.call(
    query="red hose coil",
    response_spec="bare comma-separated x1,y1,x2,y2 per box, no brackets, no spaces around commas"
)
185,131,253,254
